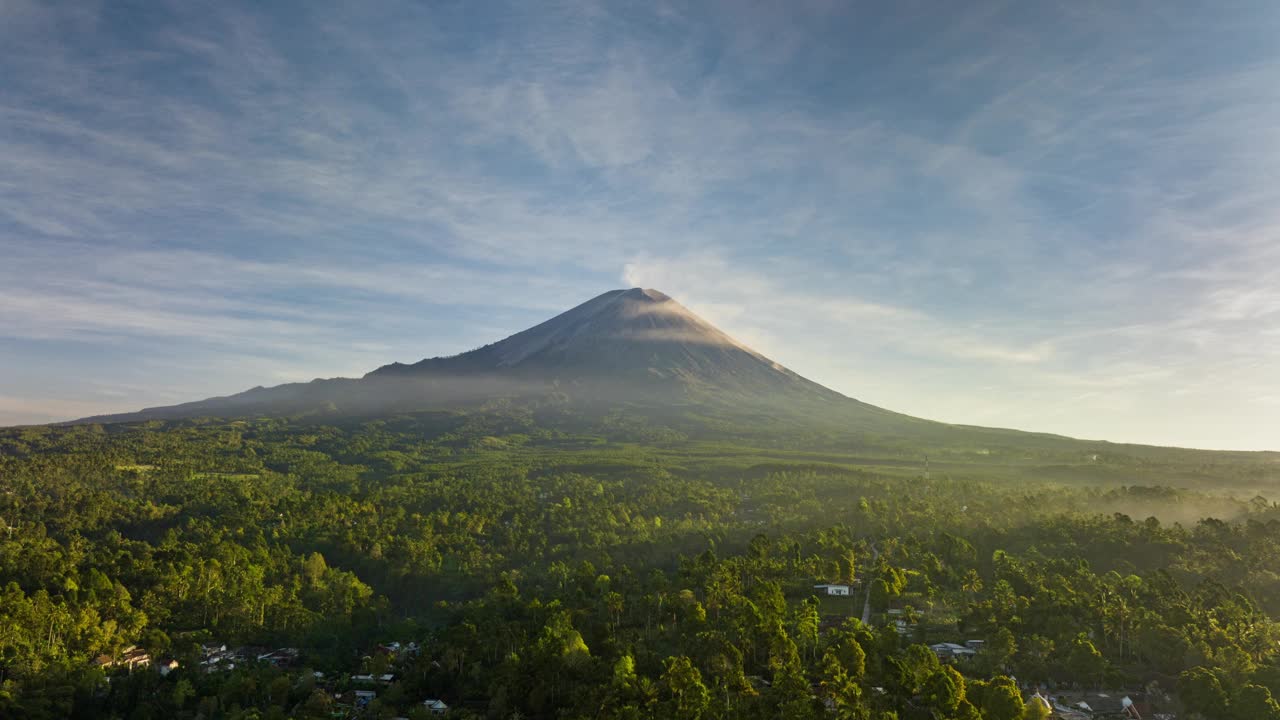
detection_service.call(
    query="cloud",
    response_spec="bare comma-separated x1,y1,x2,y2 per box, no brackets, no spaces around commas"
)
622,252,1053,367
0,0,1278,448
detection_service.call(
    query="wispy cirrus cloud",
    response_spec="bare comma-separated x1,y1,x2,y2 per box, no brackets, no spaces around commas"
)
1,0,1278,448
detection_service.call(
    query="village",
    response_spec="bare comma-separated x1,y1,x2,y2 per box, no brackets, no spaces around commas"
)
75,566,1187,720
808,580,1178,719
85,619,1180,720
91,639,452,718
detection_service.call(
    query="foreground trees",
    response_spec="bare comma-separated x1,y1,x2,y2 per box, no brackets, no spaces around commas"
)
1,414,1279,717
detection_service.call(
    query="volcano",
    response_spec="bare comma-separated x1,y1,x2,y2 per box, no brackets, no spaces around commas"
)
73,288,891,425
368,288,838,400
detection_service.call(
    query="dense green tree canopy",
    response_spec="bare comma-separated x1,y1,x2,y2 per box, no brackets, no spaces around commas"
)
0,411,1278,718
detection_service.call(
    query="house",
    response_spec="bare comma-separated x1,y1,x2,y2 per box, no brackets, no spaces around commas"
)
964,640,985,651
201,657,235,673
158,659,181,677
354,689,377,708
1048,700,1090,720
1051,692,1146,719
93,646,152,671
121,646,151,669
231,646,268,663
422,699,449,714
256,647,300,668
814,584,852,596
929,643,976,660
375,640,420,656
200,643,232,671
202,659,234,673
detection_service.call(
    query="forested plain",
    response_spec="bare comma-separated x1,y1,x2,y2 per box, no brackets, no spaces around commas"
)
2,403,1279,719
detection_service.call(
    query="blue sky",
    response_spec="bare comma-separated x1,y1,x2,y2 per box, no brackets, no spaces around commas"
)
2,0,1278,450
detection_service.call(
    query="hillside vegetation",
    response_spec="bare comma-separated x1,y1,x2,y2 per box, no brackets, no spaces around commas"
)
1,407,1279,719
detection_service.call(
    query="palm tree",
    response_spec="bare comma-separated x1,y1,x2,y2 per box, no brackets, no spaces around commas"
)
962,569,983,600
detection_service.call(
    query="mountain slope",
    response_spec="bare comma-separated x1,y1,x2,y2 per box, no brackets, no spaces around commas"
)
63,289,1234,461
369,288,839,401
72,288,884,425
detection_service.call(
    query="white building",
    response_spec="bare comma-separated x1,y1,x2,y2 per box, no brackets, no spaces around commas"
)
814,583,851,596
